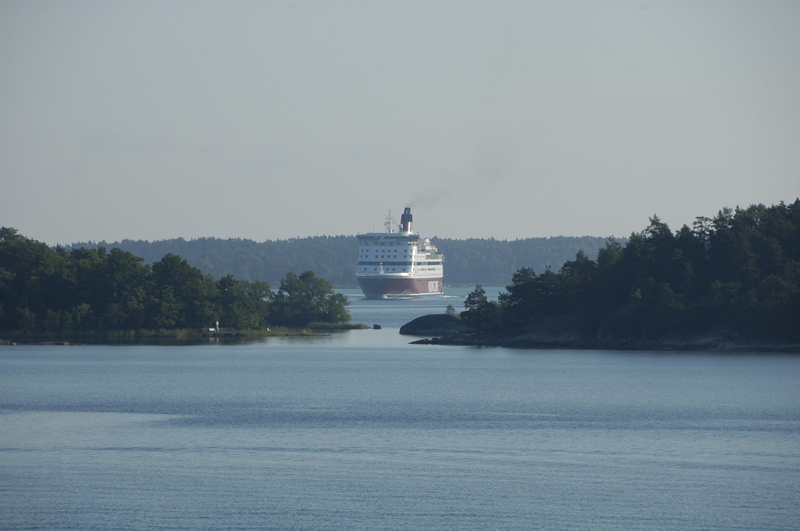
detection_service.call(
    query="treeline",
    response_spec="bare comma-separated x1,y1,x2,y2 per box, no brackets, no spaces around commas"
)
431,236,611,285
0,228,349,333
66,235,360,287
66,235,611,286
462,201,800,342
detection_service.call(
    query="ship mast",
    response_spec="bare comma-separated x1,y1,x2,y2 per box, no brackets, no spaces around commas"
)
384,210,396,233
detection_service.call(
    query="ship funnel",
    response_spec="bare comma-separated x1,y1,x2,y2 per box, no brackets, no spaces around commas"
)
400,207,413,233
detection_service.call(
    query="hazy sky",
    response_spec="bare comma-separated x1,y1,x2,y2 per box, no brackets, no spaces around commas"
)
2,1,798,245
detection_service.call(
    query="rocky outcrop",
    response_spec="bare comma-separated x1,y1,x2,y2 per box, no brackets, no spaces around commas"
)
399,314,468,337
402,313,800,352
501,313,585,348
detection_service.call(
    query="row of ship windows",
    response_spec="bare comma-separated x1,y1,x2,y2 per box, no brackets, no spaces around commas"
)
357,262,441,266
360,241,417,246
360,267,438,272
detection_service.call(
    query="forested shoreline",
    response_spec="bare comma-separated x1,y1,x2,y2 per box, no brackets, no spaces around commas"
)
452,201,800,349
6,200,798,348
65,235,611,287
0,228,350,339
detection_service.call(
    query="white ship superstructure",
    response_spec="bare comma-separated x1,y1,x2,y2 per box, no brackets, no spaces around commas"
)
356,208,444,299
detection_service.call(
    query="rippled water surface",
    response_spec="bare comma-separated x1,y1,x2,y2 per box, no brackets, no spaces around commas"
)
2,291,799,530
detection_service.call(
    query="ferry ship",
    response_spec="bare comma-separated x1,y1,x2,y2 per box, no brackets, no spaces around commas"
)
356,208,444,299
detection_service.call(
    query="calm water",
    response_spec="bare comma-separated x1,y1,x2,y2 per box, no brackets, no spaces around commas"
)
2,289,799,530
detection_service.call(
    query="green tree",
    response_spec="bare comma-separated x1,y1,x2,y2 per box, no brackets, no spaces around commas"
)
151,254,217,327
499,267,567,327
270,271,349,327
94,248,151,329
1,227,70,330
215,275,261,330
463,284,501,332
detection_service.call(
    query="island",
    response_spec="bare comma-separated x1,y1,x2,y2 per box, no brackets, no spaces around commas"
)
0,228,359,344
401,201,800,352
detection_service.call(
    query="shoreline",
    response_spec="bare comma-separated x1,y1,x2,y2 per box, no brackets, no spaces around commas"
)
409,334,800,353
400,314,800,353
0,322,368,346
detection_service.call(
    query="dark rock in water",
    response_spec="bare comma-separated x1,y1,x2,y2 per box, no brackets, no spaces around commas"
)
410,338,435,344
399,314,468,337
373,324,382,330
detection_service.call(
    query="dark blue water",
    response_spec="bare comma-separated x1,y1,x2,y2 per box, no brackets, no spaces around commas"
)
2,289,799,530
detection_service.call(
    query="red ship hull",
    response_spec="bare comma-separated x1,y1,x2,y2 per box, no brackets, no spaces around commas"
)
357,276,443,299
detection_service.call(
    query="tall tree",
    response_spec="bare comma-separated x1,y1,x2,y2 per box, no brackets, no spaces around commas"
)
152,254,217,327
463,284,502,332
270,271,349,327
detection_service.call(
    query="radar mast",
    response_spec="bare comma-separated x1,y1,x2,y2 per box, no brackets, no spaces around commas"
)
384,210,396,233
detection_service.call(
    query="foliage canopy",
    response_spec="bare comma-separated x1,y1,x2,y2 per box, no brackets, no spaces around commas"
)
0,228,349,333
463,201,800,342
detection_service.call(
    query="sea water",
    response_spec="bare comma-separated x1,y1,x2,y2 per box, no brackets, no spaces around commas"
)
1,288,799,530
